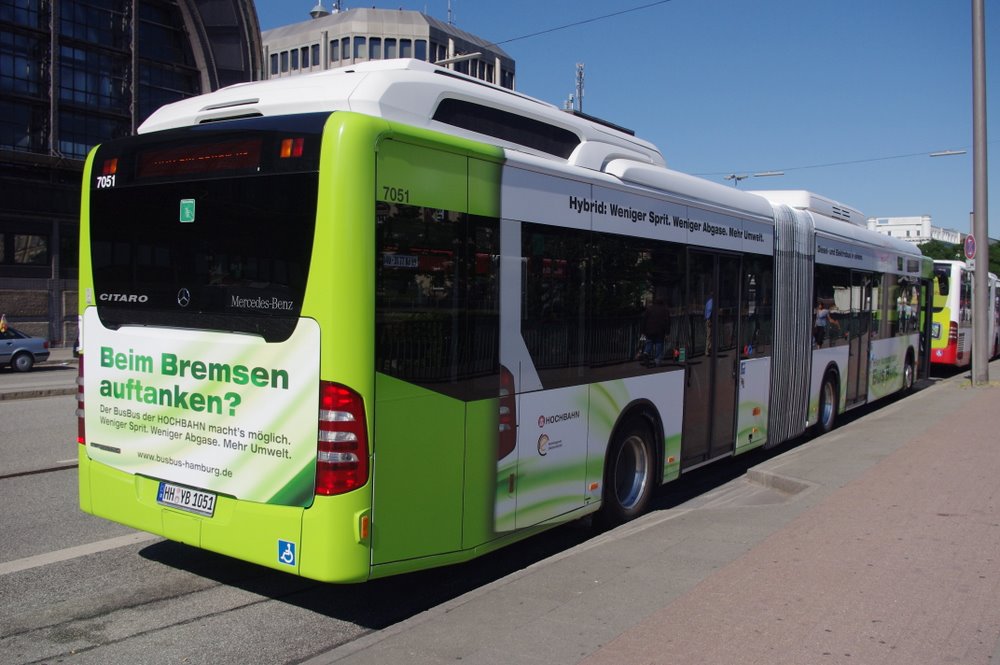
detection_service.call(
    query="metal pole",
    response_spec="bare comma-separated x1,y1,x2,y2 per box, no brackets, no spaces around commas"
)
972,0,990,385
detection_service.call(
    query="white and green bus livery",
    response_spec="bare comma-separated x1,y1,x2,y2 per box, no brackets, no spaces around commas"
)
78,60,929,582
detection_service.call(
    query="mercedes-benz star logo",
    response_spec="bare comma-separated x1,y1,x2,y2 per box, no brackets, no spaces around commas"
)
177,288,191,308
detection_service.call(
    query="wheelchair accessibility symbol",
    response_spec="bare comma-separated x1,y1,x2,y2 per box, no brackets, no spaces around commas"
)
278,539,297,567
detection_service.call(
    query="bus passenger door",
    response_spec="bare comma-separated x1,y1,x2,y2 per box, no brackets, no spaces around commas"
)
682,251,741,467
846,271,872,404
711,255,742,457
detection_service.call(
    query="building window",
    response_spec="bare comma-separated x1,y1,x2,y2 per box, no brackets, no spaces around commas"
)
9,234,48,265
341,37,350,61
415,40,427,61
290,48,299,70
3,0,45,28
400,39,412,58
59,46,129,112
354,36,365,59
330,39,339,61
385,38,396,59
280,51,289,72
301,46,309,68
1,31,46,95
60,0,127,47
311,44,319,67
369,37,381,60
270,53,279,75
0,99,46,152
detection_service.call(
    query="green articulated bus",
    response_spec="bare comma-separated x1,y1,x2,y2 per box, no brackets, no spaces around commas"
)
78,59,930,582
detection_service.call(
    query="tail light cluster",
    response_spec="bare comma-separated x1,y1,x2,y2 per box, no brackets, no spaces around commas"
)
316,381,369,496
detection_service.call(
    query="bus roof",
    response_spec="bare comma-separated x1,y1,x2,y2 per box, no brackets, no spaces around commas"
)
749,190,866,226
138,58,665,171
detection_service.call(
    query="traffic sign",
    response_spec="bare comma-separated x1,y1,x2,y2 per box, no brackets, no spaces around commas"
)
965,234,977,260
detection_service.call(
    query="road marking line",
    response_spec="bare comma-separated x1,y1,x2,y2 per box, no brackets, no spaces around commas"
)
0,532,160,576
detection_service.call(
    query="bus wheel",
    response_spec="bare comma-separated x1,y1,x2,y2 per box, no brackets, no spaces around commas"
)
599,420,654,527
903,355,915,392
815,373,838,435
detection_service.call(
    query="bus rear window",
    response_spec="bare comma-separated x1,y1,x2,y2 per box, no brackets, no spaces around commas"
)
88,114,329,342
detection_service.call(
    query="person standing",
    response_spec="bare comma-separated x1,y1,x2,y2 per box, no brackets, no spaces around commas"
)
814,301,830,347
641,298,670,366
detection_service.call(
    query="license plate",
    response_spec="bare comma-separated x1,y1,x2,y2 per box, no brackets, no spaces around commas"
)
157,481,216,517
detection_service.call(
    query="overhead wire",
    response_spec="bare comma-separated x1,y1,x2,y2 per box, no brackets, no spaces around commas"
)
694,140,999,179
489,0,675,46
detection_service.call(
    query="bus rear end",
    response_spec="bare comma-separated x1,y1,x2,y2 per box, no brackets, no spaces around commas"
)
77,113,374,582
930,262,971,367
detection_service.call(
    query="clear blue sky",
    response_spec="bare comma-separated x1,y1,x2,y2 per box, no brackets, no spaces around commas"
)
257,1,1000,239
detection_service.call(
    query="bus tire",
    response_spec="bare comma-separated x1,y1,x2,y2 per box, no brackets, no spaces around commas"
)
598,419,655,527
815,372,838,435
903,353,915,393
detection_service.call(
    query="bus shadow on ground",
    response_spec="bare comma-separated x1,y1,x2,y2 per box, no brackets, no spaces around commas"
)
138,375,941,631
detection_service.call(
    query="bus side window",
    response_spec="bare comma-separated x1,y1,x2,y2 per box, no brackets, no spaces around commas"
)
375,205,500,401
937,273,949,296
520,223,587,388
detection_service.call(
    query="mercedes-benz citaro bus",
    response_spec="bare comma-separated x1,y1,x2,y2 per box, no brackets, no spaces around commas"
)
78,59,931,582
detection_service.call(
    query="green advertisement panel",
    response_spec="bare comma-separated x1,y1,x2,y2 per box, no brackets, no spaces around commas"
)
83,308,320,506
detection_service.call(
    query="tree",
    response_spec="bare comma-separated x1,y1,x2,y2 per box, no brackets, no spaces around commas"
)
918,238,1000,276
917,239,961,261
989,241,1000,276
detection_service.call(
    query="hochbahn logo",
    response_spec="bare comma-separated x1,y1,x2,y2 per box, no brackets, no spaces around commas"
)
537,411,581,428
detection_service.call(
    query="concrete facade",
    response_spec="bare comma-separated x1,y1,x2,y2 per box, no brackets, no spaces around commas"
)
867,214,963,245
262,6,515,89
